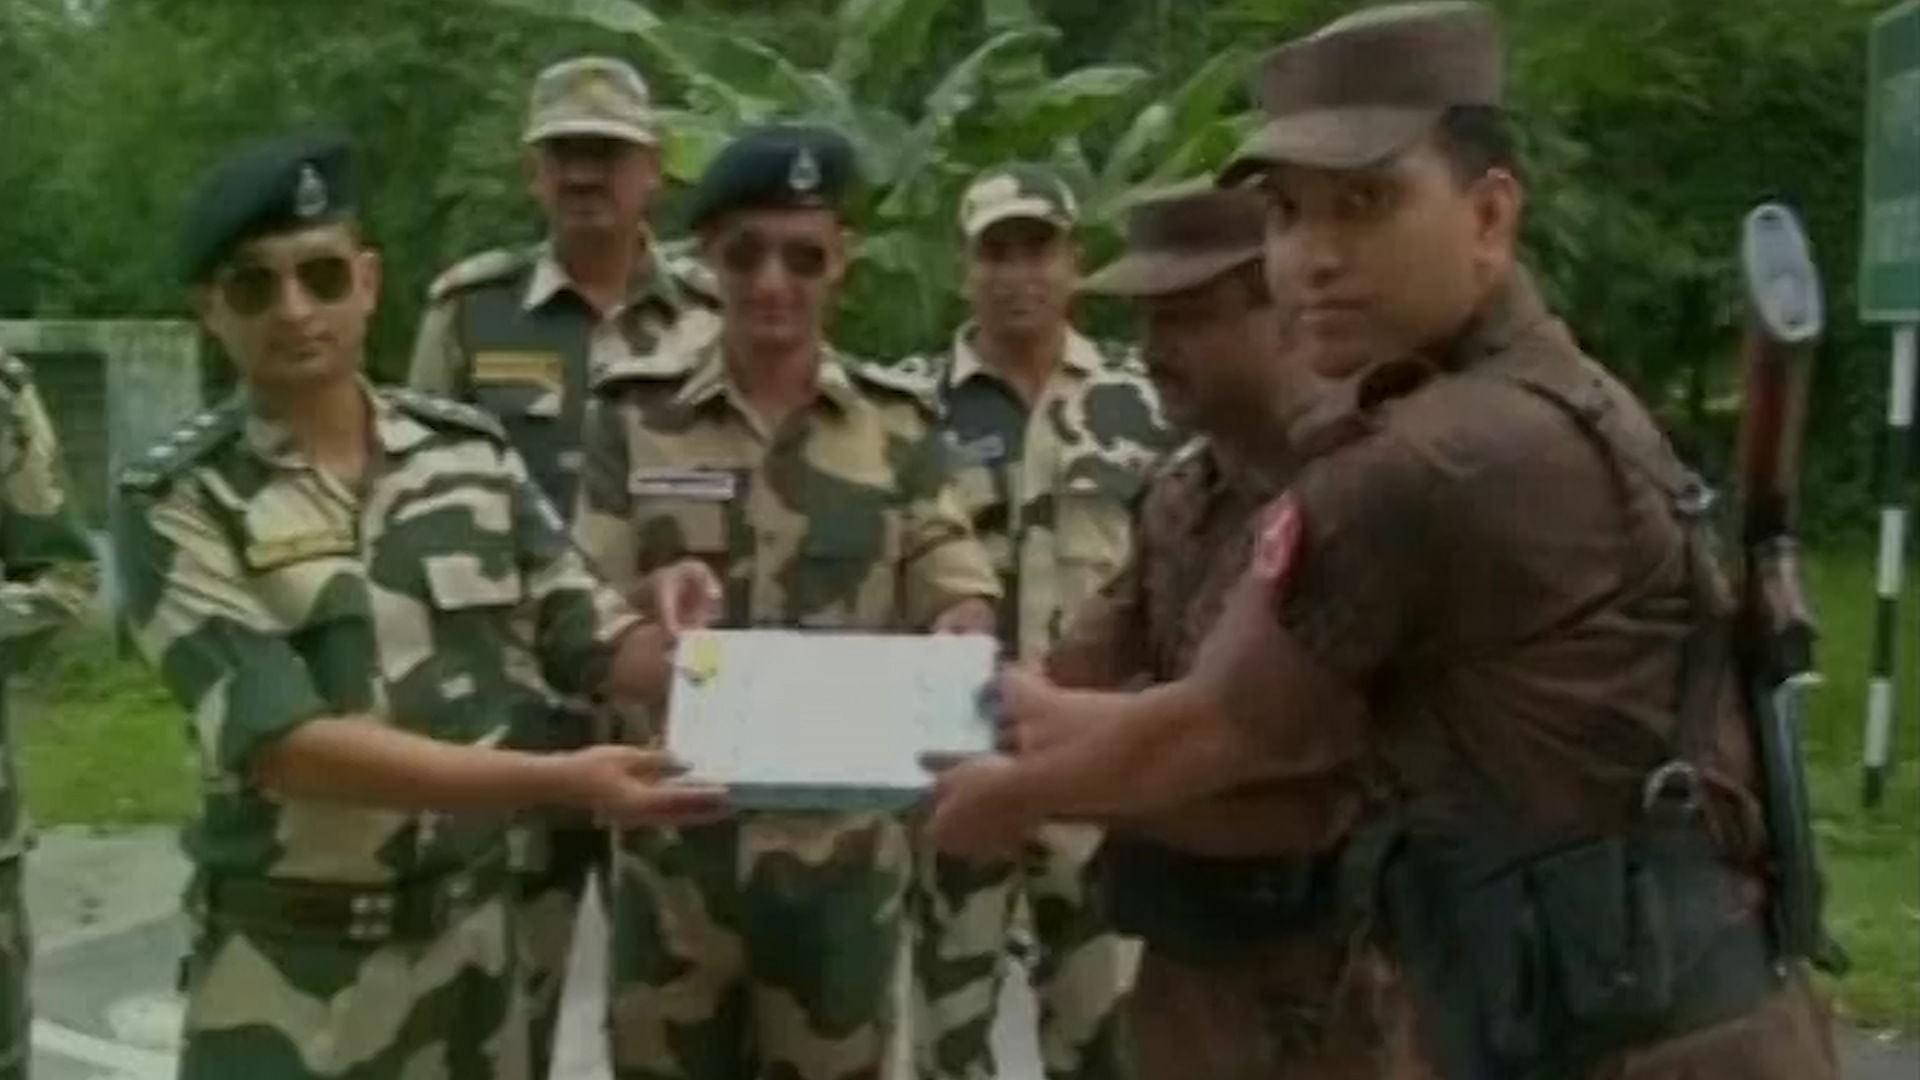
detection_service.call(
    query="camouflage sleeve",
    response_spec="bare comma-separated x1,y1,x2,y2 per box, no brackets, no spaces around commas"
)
0,366,99,671
502,445,642,697
1044,544,1150,689
405,299,467,399
113,483,331,777
897,430,1001,630
571,394,641,594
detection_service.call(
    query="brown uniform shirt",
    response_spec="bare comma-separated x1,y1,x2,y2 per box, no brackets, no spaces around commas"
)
1050,432,1365,856
1218,270,1833,1079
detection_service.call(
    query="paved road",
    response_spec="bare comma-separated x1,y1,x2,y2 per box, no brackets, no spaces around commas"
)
22,826,1916,1079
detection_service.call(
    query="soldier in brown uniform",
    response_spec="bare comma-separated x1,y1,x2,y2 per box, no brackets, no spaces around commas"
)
923,4,1840,1079
1041,182,1416,1080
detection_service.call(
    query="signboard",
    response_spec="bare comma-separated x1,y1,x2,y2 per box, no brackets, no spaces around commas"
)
1861,0,1920,322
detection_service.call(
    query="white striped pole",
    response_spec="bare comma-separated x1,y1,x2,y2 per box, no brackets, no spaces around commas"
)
1864,323,1916,809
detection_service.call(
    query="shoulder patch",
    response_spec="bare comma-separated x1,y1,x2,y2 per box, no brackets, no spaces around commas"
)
1251,493,1304,588
117,400,245,492
847,355,942,413
427,246,535,303
385,388,508,442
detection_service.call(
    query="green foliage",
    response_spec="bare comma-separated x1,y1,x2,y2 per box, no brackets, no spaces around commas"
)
0,0,1899,534
490,0,1257,359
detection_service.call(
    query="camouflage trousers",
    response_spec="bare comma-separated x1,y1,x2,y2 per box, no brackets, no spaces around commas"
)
908,823,1140,1080
509,821,609,1080
0,857,29,1080
607,813,910,1080
177,892,528,1079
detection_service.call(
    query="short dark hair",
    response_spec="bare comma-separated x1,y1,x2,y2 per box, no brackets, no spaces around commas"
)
1433,105,1519,186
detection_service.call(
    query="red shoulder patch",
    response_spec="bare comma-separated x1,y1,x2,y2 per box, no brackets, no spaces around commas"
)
1251,493,1304,587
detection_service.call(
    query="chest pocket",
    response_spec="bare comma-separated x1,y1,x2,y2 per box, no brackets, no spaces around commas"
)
389,535,528,739
782,493,905,630
628,466,739,575
1055,465,1145,567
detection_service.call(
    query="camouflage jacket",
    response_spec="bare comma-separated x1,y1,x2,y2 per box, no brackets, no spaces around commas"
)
114,383,641,884
574,340,1001,638
0,351,97,858
407,237,721,517
908,326,1181,660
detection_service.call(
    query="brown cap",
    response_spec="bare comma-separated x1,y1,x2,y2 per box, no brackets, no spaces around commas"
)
1219,1,1503,183
1080,181,1266,297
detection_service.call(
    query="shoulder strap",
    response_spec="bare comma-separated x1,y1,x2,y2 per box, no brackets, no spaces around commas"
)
1486,366,1728,792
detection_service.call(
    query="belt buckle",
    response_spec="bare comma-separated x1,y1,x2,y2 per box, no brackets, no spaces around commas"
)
346,892,396,943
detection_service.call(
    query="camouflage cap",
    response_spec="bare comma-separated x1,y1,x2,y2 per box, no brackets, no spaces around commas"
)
1080,180,1265,298
1219,1,1504,183
523,56,658,147
178,129,357,284
959,163,1078,240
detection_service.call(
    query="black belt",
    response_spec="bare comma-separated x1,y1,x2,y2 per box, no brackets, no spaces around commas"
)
196,851,510,945
1098,837,1340,958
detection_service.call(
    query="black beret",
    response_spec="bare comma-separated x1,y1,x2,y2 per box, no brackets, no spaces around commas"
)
683,123,856,232
179,129,359,283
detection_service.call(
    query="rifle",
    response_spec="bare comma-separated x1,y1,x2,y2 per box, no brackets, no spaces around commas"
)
1731,202,1847,975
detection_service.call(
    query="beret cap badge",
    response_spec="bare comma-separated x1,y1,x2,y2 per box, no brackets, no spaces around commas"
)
789,146,822,194
293,163,329,220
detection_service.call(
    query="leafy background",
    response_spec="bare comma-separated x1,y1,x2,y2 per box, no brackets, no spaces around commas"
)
0,0,1903,532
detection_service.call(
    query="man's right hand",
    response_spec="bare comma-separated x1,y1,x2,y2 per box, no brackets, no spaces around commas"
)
635,559,725,639
556,744,730,827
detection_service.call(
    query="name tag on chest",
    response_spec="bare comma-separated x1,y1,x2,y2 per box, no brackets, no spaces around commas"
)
630,468,738,501
473,351,563,392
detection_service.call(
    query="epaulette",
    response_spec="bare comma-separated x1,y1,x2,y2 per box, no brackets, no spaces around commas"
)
662,254,721,310
591,346,703,391
385,387,509,442
426,246,536,303
848,354,943,414
117,399,246,493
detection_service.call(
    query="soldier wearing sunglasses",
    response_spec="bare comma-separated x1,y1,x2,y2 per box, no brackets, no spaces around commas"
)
113,130,732,1080
574,123,1002,1080
406,55,724,1079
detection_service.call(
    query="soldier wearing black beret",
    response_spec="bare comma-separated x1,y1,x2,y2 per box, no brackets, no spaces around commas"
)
119,129,732,1080
577,122,1002,1080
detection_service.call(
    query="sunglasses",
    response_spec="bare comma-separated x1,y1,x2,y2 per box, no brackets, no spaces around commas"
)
217,254,355,317
717,232,829,279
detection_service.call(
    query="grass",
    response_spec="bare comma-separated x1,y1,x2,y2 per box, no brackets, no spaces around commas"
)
7,548,1917,1030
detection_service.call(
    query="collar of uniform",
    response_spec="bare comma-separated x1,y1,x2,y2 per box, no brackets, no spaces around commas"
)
520,233,684,316
948,322,1104,387
242,378,434,466
1439,266,1557,373
670,338,864,417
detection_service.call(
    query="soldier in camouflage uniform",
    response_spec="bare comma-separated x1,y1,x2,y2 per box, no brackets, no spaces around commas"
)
115,130,729,1080
407,55,721,1078
0,349,98,1080
575,124,1002,1080
904,164,1181,1080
